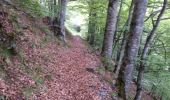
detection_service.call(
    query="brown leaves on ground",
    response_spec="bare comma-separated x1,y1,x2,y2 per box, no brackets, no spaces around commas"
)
0,9,112,99
0,7,155,100
30,36,113,100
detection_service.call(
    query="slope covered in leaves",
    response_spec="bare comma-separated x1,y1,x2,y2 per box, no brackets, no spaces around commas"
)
0,0,113,99
32,36,113,100
0,0,155,100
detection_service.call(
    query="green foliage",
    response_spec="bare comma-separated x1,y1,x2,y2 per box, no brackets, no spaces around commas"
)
22,86,36,99
15,0,44,16
140,1,170,97
101,57,114,72
96,66,105,74
17,52,45,85
0,46,16,57
66,0,107,46
39,26,52,36
23,66,45,85
0,0,169,99
110,92,118,98
143,71,170,100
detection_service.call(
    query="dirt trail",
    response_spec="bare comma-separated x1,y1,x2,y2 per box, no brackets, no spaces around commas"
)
0,1,154,99
29,36,112,100
0,4,112,98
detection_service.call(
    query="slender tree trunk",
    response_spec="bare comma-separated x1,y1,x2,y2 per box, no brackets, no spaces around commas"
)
114,0,134,79
57,0,61,21
54,0,57,15
113,0,123,46
112,0,123,60
101,0,119,58
58,0,67,43
117,0,148,99
54,0,56,5
134,0,167,100
48,0,53,14
87,1,96,45
88,16,96,45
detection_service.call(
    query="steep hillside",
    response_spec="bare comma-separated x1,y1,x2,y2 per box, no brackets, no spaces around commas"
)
0,0,113,99
0,0,156,100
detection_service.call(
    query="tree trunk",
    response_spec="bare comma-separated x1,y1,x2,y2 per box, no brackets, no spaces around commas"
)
87,1,97,45
48,0,53,14
101,0,119,58
134,0,167,100
58,0,67,43
114,0,134,79
57,0,61,21
53,0,57,15
117,0,148,99
113,0,123,47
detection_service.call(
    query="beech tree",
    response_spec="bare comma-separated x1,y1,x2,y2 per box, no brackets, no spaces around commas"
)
134,0,167,100
58,0,67,42
87,0,97,45
117,0,148,99
2,0,170,99
114,0,134,79
101,0,119,59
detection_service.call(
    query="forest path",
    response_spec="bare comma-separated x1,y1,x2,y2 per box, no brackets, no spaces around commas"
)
0,9,112,99
0,1,154,99
33,36,112,100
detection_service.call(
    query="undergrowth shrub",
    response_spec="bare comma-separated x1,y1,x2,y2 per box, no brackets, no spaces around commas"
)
137,71,170,100
101,57,114,72
15,0,45,16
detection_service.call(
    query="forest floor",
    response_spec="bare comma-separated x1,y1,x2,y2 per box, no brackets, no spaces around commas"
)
0,2,113,98
0,0,154,99
31,36,113,100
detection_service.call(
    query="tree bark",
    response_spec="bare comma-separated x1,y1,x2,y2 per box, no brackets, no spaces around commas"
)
87,1,97,45
134,0,167,100
57,0,61,21
101,0,119,58
58,0,67,43
117,0,148,99
114,0,134,79
113,0,123,47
